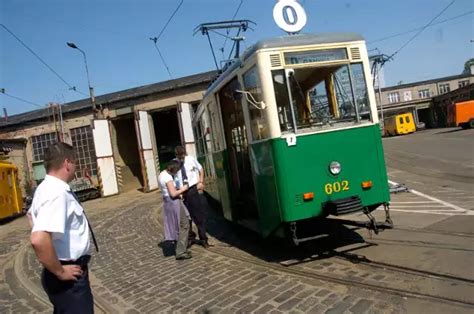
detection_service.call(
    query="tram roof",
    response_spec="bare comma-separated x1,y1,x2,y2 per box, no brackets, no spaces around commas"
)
241,32,364,60
203,33,364,99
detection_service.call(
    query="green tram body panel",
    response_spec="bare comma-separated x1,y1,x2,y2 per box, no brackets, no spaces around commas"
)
206,124,390,237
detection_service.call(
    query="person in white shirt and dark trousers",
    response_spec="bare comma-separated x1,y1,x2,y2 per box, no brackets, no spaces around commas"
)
174,146,212,248
28,142,98,313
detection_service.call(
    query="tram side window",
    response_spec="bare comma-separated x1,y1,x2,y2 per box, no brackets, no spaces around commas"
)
208,101,222,151
194,120,205,156
350,63,371,118
272,70,293,132
202,112,213,154
243,66,270,141
282,62,371,131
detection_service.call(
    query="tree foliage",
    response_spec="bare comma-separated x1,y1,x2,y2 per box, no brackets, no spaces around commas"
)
463,58,474,74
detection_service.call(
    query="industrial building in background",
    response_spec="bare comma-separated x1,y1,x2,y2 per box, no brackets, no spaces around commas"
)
0,71,216,197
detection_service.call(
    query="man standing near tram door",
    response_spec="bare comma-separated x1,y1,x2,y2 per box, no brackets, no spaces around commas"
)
28,142,98,313
175,146,212,248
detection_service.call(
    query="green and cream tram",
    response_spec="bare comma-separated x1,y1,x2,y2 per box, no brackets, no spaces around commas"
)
193,33,390,241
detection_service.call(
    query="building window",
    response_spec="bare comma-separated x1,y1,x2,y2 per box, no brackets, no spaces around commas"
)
403,91,412,102
70,126,97,178
458,80,469,88
418,89,430,99
439,83,450,94
31,132,59,161
387,92,399,104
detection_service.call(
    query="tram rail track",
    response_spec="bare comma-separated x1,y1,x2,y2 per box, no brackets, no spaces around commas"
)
150,195,474,308
363,237,474,252
333,251,474,285
392,226,474,239
203,245,474,309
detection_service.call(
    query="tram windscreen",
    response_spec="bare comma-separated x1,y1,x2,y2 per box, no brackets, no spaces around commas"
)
272,63,371,132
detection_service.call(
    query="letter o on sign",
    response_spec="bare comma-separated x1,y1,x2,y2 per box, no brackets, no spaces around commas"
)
273,0,307,33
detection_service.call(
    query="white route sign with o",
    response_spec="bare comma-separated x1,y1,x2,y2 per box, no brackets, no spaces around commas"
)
273,0,307,33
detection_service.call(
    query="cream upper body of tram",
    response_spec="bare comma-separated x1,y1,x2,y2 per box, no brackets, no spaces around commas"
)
193,33,390,237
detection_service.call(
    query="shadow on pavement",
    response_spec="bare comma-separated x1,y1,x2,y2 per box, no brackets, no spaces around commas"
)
0,213,25,225
158,240,177,257
203,193,372,265
433,128,466,135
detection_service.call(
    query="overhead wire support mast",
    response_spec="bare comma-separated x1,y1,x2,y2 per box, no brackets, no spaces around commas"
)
369,54,392,127
193,20,256,71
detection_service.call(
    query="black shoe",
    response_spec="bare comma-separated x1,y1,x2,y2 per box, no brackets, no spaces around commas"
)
187,239,197,248
200,240,214,249
176,252,192,260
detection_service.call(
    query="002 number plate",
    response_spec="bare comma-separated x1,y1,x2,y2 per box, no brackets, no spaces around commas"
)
324,180,349,195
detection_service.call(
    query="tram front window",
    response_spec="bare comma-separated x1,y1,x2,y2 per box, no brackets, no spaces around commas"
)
272,63,370,132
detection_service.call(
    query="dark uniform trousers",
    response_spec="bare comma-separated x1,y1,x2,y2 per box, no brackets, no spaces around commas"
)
41,255,93,314
184,185,208,242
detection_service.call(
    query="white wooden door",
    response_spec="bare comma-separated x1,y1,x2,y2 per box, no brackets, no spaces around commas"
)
178,102,196,157
92,119,119,196
135,110,159,192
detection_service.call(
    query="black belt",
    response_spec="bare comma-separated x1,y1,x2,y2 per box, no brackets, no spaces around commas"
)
60,255,91,266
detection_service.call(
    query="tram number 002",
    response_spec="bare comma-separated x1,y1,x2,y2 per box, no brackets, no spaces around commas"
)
324,181,349,195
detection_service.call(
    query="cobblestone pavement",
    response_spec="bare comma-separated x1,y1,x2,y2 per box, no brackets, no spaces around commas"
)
0,190,472,313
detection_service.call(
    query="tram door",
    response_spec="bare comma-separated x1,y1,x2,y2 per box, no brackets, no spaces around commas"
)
218,78,258,219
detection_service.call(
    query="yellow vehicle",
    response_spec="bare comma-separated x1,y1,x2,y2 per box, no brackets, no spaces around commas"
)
384,112,416,136
0,161,24,220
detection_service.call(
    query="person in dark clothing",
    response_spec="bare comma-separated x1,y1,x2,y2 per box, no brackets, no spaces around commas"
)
174,146,213,248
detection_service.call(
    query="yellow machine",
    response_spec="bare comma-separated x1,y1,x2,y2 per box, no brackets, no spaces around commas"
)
0,161,24,220
384,112,416,136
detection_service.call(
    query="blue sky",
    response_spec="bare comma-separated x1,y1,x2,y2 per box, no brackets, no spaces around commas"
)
1,0,473,115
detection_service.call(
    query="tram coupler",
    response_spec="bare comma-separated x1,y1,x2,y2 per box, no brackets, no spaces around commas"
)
383,203,394,227
363,208,379,234
361,204,394,234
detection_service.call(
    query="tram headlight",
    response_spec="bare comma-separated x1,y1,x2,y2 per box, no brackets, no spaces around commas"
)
329,161,341,175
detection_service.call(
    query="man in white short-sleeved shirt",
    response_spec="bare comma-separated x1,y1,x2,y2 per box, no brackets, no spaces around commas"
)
28,142,96,313
175,146,212,248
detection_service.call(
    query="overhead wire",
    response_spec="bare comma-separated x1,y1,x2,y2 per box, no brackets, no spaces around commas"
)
369,10,473,44
149,0,185,79
385,0,457,61
154,0,184,42
221,0,244,57
0,24,84,96
0,91,44,108
150,38,173,79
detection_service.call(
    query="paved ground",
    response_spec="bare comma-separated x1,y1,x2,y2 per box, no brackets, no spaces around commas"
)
0,127,473,313
383,127,474,211
0,191,404,313
1,189,473,313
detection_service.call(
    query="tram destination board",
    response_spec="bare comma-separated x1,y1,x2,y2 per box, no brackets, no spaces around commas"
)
284,48,348,65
